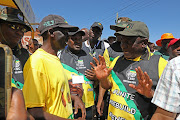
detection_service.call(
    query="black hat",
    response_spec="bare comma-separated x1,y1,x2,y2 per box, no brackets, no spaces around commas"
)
38,14,78,35
0,7,31,31
91,22,103,31
68,29,85,36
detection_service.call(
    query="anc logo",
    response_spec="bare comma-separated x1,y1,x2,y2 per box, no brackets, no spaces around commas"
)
126,23,134,29
64,20,68,23
126,68,136,81
43,20,54,27
98,23,102,26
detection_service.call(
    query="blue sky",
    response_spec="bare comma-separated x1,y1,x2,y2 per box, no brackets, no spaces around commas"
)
29,0,180,44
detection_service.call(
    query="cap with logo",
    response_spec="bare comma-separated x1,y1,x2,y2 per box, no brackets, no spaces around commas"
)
68,29,85,36
114,21,149,39
38,14,78,35
0,7,31,31
156,33,175,46
167,38,180,49
91,22,103,31
110,17,132,31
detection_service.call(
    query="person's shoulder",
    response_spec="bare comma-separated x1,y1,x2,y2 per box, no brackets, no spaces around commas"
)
153,51,161,55
168,56,180,66
26,49,45,63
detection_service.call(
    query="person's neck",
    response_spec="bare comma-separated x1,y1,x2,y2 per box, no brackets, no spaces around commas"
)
41,41,57,56
90,39,98,49
68,47,80,54
159,48,168,55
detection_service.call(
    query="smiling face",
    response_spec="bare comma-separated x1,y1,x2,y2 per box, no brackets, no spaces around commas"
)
67,32,83,54
0,21,26,48
118,35,147,59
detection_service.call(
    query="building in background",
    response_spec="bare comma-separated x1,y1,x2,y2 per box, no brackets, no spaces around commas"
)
21,28,43,49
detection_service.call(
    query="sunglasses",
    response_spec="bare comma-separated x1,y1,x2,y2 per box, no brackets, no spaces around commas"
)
50,27,68,35
7,24,27,33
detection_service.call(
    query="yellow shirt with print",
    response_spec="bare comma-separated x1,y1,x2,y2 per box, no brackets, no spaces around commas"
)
23,48,73,119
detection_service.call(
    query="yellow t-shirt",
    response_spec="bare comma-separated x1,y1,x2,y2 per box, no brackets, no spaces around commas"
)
23,48,73,119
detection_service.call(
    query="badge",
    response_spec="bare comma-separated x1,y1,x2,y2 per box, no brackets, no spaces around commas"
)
71,74,84,84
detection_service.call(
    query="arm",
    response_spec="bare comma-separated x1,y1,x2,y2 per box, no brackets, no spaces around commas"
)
90,55,112,90
96,84,106,116
7,87,34,120
151,107,177,120
71,95,86,119
28,107,68,120
28,107,85,120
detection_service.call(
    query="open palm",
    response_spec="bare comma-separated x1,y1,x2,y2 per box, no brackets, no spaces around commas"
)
90,55,112,81
129,67,154,98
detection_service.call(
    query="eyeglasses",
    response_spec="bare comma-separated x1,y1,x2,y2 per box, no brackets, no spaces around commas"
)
7,24,27,33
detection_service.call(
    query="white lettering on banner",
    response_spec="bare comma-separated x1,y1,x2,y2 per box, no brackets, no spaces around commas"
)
123,80,136,84
88,88,93,91
109,112,126,120
112,89,135,100
109,99,136,115
14,71,23,74
85,81,94,84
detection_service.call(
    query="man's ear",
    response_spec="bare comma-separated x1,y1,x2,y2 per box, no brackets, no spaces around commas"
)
48,29,54,37
142,38,148,48
144,38,148,45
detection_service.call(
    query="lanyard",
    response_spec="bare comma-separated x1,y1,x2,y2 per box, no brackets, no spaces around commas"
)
88,40,101,57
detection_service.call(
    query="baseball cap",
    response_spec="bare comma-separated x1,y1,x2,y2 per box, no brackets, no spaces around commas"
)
91,22,103,31
68,29,85,36
167,38,180,49
156,33,175,46
38,14,78,35
0,7,31,31
114,21,149,39
110,17,132,30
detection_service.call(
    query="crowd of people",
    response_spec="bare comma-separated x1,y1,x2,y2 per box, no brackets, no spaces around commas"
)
0,6,180,120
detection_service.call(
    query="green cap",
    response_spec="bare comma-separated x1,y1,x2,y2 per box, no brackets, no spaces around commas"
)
0,7,31,31
114,21,149,39
110,17,132,30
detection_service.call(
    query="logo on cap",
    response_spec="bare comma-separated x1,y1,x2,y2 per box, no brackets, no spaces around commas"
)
98,23,102,26
43,20,55,27
126,23,134,29
64,20,68,23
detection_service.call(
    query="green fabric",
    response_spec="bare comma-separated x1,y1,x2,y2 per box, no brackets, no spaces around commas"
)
111,70,143,120
110,57,115,61
154,51,169,60
11,78,24,89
